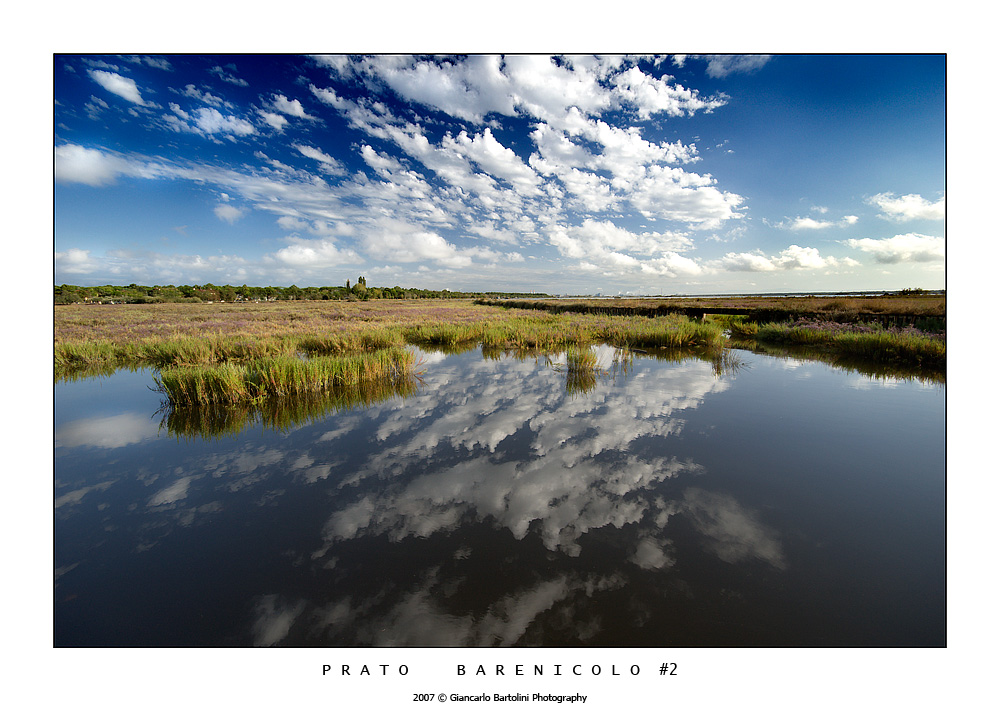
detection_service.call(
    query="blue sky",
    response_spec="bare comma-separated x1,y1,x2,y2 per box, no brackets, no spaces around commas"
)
54,54,944,294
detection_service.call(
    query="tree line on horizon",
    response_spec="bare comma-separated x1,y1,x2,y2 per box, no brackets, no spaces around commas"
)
54,278,550,305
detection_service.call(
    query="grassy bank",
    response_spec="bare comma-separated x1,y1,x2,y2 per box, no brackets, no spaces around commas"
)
55,299,943,392
55,299,528,347
727,318,945,369
476,293,945,319
55,299,724,375
55,300,515,372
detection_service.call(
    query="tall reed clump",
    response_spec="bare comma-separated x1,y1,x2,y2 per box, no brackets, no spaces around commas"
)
404,322,484,348
55,340,127,368
830,330,945,367
479,317,591,351
56,334,302,369
139,336,220,366
153,362,256,406
55,341,148,383
474,314,723,353
596,315,723,349
726,320,760,339
755,323,829,346
153,347,416,406
296,327,404,355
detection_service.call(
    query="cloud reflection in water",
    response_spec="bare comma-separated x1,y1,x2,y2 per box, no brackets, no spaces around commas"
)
56,346,811,646
246,348,779,645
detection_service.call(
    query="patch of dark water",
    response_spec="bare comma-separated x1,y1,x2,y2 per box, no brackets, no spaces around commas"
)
54,346,944,647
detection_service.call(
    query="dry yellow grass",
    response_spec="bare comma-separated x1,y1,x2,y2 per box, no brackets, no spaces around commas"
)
54,299,537,347
479,294,945,317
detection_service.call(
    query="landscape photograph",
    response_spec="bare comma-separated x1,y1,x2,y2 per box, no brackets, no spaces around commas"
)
54,53,945,650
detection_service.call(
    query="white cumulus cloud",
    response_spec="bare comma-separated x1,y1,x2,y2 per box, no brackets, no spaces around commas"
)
55,248,99,274
867,192,945,221
192,107,255,136
259,111,288,131
56,144,130,186
214,204,246,223
272,239,364,267
843,233,944,263
780,215,859,230
271,94,315,119
87,69,150,105
547,220,701,277
165,107,256,136
716,244,845,272
612,65,727,118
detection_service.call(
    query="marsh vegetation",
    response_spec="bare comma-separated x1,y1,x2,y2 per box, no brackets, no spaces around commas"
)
723,317,944,372
56,300,726,405
55,295,944,409
476,291,945,322
151,348,417,407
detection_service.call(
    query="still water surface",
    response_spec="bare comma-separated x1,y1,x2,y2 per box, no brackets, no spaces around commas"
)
55,347,944,647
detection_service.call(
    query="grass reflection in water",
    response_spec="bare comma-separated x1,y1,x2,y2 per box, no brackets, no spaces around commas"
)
152,344,748,439
157,374,420,440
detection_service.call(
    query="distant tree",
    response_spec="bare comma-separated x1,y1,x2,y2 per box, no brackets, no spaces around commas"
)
55,284,82,304
55,281,546,306
192,287,221,302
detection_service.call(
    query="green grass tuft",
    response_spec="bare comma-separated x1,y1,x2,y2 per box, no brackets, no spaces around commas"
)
153,347,416,406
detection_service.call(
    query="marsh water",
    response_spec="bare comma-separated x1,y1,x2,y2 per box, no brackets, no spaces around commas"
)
55,346,944,647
